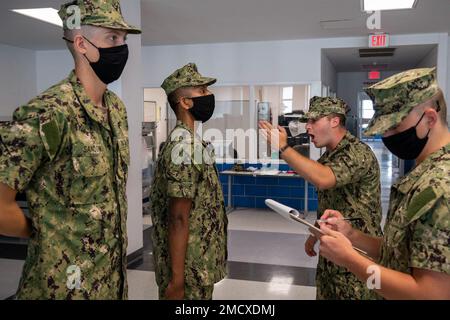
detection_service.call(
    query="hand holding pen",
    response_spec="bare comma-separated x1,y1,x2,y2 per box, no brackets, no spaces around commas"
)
317,217,363,223
317,209,356,239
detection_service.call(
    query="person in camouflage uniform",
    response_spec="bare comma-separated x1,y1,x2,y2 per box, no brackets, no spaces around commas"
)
150,63,228,300
318,67,450,299
259,97,382,300
0,0,141,299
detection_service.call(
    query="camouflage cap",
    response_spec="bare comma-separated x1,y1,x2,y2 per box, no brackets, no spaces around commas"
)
161,63,217,96
299,96,349,123
58,0,141,34
363,67,439,136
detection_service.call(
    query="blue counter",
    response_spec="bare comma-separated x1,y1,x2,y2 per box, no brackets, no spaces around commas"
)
217,162,318,211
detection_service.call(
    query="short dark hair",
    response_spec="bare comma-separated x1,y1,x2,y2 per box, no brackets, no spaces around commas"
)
327,113,346,127
167,87,192,113
167,90,180,112
435,90,447,124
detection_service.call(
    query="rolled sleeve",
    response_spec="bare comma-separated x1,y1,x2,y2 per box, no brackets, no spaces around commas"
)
0,108,67,193
0,118,45,192
164,131,203,199
166,163,200,199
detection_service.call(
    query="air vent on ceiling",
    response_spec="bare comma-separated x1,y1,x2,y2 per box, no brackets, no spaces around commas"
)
361,64,389,70
359,48,396,58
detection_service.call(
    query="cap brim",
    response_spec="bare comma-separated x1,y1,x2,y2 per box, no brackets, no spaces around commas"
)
181,77,217,89
198,77,217,87
86,21,142,34
363,108,410,137
298,111,328,123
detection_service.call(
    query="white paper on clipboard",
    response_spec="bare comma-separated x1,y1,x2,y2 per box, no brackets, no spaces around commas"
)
265,199,370,258
265,199,323,235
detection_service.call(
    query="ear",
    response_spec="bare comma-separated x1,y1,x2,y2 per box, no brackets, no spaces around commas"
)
178,96,193,111
424,108,438,128
330,116,340,128
72,34,88,55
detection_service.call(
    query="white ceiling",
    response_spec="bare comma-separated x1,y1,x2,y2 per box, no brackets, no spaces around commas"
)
0,0,449,50
323,44,438,72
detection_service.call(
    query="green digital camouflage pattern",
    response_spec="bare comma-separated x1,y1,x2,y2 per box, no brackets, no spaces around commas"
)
316,131,383,300
364,67,439,136
161,63,217,96
58,0,141,34
0,71,130,300
150,121,228,298
380,143,450,276
300,96,349,123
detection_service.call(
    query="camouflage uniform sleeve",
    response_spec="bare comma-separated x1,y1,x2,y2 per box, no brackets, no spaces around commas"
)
409,191,450,275
164,141,202,199
0,106,68,192
327,149,373,188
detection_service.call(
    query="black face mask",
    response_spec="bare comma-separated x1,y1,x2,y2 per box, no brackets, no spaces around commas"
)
382,112,430,160
186,94,215,123
63,36,129,84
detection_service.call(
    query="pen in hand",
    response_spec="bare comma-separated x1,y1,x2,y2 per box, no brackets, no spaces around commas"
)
317,217,363,223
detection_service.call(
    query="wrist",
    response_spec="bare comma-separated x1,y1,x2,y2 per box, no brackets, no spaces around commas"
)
342,248,361,270
170,275,185,286
347,227,357,243
279,144,289,154
343,249,372,274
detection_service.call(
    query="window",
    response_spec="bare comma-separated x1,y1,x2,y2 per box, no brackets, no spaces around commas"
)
282,86,293,114
362,99,375,119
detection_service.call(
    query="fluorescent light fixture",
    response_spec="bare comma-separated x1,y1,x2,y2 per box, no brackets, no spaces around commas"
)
12,8,62,27
362,0,417,11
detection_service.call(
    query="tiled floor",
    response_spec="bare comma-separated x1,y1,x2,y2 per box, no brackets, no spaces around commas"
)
0,141,395,300
127,269,317,300
0,259,24,299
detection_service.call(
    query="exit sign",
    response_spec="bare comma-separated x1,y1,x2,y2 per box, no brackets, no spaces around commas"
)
369,33,390,48
368,71,381,80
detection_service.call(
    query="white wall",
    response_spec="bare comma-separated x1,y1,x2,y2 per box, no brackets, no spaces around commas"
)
36,50,73,93
211,86,250,101
119,0,144,256
416,46,438,68
0,44,37,117
141,39,323,87
321,52,337,93
142,33,448,88
35,33,448,109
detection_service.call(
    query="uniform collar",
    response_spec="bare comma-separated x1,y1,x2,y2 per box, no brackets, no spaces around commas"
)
174,120,208,146
175,120,194,134
324,131,354,158
69,70,111,131
394,142,450,194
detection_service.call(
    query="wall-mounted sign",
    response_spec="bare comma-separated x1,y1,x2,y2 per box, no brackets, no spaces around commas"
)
368,70,381,80
369,33,389,48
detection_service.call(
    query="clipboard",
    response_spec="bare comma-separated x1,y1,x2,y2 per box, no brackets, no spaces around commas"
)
265,199,371,258
265,199,322,234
